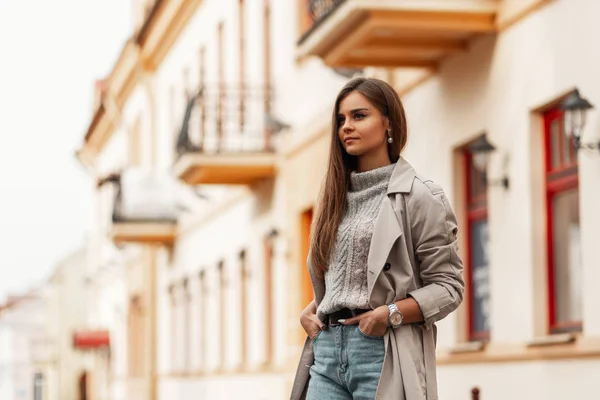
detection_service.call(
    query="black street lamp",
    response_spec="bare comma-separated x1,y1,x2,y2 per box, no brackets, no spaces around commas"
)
468,134,509,189
560,89,598,152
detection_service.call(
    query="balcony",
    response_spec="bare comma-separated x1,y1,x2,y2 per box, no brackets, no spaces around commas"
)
173,86,286,185
297,0,499,68
98,170,179,245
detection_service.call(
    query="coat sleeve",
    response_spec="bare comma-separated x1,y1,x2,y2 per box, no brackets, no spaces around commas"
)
406,179,465,330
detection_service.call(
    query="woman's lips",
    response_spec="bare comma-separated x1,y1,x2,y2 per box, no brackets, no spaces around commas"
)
344,137,358,144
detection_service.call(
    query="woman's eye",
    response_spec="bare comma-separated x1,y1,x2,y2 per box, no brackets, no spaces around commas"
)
354,113,366,120
337,118,345,126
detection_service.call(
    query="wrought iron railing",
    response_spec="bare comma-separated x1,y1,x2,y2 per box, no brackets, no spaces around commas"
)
299,0,346,43
176,85,287,157
308,0,345,21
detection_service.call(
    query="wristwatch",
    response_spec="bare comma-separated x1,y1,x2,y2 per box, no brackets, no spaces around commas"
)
387,303,404,328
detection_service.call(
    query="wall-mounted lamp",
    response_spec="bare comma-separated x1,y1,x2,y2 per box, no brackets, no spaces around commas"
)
468,134,509,190
560,89,598,152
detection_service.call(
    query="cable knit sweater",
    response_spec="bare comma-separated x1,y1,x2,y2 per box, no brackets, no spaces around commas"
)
316,163,395,321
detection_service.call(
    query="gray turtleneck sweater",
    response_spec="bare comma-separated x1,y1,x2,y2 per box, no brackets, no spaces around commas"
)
316,163,395,320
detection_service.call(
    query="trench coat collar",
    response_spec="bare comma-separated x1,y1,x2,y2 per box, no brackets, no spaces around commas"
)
387,156,417,195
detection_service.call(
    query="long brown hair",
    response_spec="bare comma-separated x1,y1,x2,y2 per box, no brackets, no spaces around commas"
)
310,77,408,278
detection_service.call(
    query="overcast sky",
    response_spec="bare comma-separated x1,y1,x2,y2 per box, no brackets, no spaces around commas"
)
0,0,131,302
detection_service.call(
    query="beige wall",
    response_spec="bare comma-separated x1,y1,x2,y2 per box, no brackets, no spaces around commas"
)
80,0,600,399
401,0,600,345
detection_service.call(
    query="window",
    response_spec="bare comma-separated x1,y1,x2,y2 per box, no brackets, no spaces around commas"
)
264,234,275,364
168,285,177,373
218,261,227,369
128,296,145,376
198,47,206,150
198,271,207,372
464,148,490,341
263,0,272,110
239,0,246,131
263,0,272,150
217,22,225,151
543,107,582,333
182,279,191,373
175,284,185,372
300,209,314,311
239,250,249,368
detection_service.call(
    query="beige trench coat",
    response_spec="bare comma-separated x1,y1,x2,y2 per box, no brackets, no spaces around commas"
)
290,157,465,400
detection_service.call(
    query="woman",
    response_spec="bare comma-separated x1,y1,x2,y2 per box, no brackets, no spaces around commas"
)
290,77,464,400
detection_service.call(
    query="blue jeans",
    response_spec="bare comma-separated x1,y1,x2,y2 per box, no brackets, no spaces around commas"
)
306,325,385,400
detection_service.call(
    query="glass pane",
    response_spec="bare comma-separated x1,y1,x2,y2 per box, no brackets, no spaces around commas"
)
470,219,490,336
469,156,486,200
561,116,571,166
552,189,582,326
550,119,561,169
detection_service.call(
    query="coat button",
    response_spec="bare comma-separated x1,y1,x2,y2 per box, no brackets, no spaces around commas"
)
383,263,391,271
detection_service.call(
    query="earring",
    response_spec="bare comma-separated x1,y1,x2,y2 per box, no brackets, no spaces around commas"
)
387,129,393,144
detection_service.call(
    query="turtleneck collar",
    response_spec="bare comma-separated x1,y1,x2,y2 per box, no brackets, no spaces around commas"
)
349,163,395,192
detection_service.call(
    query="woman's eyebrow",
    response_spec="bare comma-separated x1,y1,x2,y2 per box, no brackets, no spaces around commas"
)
337,107,369,116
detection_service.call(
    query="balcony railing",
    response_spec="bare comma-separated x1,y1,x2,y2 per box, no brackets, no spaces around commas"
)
174,85,284,185
98,169,179,245
176,85,280,155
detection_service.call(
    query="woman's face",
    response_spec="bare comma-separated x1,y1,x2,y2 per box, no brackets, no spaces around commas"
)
337,91,389,158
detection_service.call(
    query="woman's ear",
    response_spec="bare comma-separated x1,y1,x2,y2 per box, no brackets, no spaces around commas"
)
382,116,390,131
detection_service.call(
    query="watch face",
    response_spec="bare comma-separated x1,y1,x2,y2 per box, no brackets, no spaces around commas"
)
390,312,403,326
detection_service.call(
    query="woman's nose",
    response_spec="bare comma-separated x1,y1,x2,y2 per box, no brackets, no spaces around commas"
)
342,119,353,132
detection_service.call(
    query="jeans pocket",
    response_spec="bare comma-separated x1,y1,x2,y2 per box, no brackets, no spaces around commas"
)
357,326,384,340
310,329,323,342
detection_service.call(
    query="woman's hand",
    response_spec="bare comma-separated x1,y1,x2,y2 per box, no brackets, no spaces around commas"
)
341,305,389,337
300,300,327,339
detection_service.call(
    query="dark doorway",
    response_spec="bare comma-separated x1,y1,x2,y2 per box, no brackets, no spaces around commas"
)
78,371,88,400
33,372,44,400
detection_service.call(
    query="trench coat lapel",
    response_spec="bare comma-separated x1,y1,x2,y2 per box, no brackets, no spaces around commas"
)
367,195,402,300
367,157,416,303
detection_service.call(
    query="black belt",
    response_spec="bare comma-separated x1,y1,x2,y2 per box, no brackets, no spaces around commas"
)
326,308,370,326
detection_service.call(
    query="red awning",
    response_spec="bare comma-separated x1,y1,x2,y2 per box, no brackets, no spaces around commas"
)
73,330,110,350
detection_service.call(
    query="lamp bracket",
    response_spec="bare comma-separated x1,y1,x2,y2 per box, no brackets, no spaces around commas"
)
488,177,510,190
574,136,600,153
482,171,509,190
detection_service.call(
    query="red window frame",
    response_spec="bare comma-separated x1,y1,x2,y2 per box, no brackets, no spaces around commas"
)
464,151,490,341
543,108,582,333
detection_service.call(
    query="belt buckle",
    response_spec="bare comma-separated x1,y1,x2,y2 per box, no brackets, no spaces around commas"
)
330,315,342,327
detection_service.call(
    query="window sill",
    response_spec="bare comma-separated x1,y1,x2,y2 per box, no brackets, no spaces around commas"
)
447,340,486,354
527,333,576,347
437,335,600,365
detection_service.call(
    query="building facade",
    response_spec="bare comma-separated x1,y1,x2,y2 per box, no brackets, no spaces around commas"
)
76,0,600,399
0,293,50,400
47,248,93,400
